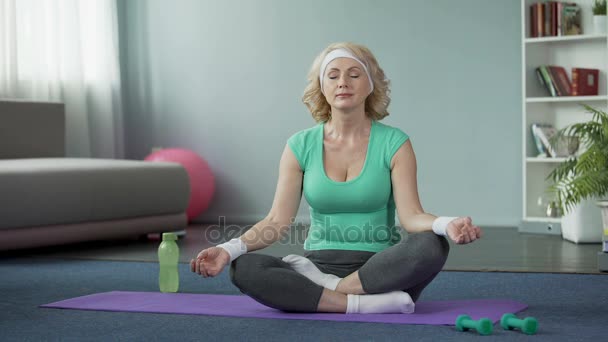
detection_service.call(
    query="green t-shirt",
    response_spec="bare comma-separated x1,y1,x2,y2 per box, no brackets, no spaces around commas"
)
287,120,410,253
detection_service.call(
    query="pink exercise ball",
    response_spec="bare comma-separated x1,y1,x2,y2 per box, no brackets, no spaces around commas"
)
145,148,215,221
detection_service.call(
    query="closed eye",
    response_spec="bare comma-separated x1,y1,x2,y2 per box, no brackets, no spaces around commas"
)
328,75,360,80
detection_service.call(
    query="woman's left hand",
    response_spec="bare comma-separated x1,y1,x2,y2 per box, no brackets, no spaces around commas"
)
446,217,482,244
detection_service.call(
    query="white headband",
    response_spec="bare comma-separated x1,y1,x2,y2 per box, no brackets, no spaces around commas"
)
319,48,374,95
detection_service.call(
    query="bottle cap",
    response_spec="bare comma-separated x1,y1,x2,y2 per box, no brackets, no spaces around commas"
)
162,232,178,241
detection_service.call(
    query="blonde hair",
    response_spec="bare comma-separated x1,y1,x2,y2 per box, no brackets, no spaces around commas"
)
302,42,391,123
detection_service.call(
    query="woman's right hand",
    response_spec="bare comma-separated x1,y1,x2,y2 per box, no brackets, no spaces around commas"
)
190,247,231,277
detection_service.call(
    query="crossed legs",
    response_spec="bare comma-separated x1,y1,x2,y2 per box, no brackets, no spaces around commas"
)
229,232,449,313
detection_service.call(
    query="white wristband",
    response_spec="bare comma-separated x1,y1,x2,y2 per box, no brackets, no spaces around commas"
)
432,217,458,236
217,238,248,262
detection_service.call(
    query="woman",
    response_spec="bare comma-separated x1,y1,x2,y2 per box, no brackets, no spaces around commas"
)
190,42,482,314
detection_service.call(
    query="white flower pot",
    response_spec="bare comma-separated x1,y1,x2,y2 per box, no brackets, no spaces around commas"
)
593,15,607,35
560,198,603,243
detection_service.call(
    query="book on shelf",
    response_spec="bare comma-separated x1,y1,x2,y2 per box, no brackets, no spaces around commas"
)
571,68,599,96
545,1,553,36
535,65,572,97
530,2,546,37
529,1,581,38
549,66,572,96
546,66,564,96
557,2,563,36
530,124,548,155
531,123,557,157
562,3,582,35
536,66,558,97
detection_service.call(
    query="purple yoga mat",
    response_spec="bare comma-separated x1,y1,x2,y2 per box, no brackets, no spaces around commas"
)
41,291,527,325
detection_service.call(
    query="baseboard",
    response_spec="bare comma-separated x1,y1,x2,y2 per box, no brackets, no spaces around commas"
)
519,220,562,236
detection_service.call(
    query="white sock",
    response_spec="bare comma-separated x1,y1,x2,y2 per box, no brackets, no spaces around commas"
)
282,254,342,291
346,291,415,314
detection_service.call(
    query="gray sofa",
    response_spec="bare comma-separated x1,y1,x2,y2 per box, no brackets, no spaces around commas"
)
0,100,189,251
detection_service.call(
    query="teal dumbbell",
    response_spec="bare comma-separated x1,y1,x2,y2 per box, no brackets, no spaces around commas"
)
455,314,493,335
501,313,538,335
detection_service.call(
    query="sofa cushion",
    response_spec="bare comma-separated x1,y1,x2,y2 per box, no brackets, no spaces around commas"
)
0,100,65,159
0,158,190,230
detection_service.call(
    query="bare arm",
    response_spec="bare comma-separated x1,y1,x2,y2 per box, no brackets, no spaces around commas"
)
191,143,303,277
238,143,303,252
390,139,482,243
390,139,437,233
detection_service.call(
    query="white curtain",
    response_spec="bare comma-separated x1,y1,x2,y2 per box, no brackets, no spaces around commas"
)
0,0,124,158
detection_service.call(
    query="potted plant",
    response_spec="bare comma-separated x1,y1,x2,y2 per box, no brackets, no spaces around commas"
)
548,104,607,243
593,0,607,35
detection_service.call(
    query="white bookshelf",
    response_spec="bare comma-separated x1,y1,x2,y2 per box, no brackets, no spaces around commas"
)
524,33,607,43
525,95,608,102
521,0,608,235
525,157,569,163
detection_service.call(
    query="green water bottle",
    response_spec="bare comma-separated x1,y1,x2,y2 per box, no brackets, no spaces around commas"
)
158,232,179,293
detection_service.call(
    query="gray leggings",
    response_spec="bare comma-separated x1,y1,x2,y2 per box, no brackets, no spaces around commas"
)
229,231,449,312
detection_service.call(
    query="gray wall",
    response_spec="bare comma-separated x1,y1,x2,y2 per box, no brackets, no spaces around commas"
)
118,0,522,227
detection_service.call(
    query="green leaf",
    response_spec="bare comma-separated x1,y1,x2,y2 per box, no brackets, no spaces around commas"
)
547,104,608,214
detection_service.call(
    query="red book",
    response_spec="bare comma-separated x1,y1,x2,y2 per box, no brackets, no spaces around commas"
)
551,2,557,36
543,2,551,36
548,66,572,96
546,67,563,96
571,68,599,96
537,3,544,37
530,4,538,37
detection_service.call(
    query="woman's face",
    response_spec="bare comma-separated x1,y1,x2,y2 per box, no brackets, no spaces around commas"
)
322,57,371,113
